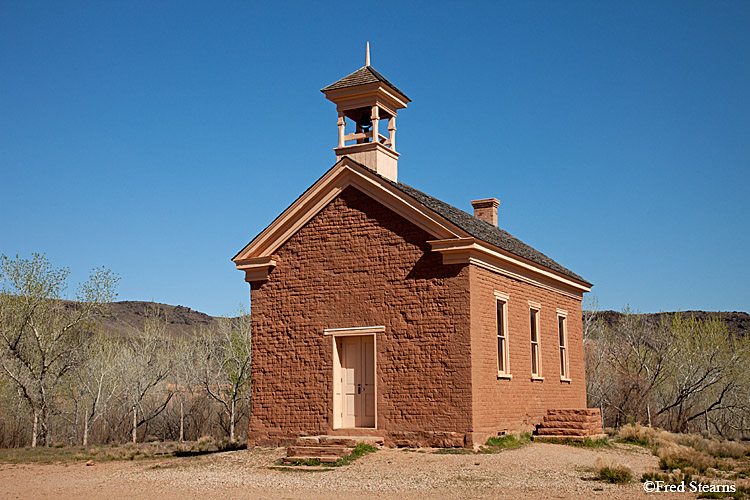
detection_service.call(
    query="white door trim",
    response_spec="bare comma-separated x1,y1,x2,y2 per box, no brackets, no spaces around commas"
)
327,326,381,429
325,326,385,336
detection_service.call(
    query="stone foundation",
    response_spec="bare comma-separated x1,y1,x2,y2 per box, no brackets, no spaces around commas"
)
249,429,472,449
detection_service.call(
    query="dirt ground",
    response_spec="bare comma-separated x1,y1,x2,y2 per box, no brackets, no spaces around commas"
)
0,442,699,500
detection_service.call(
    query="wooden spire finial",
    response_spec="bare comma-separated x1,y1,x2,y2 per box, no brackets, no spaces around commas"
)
366,41,370,66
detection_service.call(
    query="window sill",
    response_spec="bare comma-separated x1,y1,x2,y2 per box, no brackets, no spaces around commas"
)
531,376,544,382
497,373,512,380
560,377,572,383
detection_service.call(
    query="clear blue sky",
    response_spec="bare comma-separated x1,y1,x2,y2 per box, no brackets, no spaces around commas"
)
1,1,748,316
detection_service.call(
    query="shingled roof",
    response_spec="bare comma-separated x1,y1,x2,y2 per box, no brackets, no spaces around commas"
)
391,178,590,285
321,66,410,102
350,160,590,285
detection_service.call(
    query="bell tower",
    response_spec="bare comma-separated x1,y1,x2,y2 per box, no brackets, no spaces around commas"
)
321,43,410,182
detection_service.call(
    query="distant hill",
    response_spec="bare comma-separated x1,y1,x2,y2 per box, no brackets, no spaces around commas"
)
91,300,222,338
590,310,750,337
88,301,750,339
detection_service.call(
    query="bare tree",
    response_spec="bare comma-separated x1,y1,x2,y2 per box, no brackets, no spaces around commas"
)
195,309,251,442
75,333,122,446
652,314,750,433
582,293,600,342
0,253,117,447
118,305,173,443
0,375,30,447
584,306,750,436
170,335,199,441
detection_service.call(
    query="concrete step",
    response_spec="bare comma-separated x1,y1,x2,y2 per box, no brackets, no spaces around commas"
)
538,421,603,431
270,464,334,472
319,436,382,447
287,446,349,457
536,427,603,437
283,455,340,464
297,435,383,447
542,415,602,424
296,436,321,444
546,408,601,417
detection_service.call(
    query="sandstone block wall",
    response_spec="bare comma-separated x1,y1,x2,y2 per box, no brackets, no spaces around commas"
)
469,265,587,442
248,186,472,446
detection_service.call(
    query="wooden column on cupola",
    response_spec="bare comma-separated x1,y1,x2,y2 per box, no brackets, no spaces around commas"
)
321,42,411,182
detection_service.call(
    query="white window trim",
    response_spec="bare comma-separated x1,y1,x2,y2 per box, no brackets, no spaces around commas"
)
494,291,511,379
557,311,571,382
529,303,542,380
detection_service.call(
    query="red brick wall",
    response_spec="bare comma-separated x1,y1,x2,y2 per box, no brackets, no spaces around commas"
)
248,186,472,445
469,265,587,441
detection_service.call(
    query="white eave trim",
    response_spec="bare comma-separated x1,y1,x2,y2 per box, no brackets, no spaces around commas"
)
427,237,591,298
235,256,277,283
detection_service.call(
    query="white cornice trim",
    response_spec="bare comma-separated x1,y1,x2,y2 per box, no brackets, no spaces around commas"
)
234,256,277,282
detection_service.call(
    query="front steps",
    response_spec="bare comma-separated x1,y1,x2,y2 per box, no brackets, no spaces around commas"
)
533,408,606,442
283,435,383,464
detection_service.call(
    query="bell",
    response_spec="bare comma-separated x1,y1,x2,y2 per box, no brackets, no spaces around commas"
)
356,114,372,132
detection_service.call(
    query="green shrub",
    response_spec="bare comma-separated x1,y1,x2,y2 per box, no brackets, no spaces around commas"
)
483,433,531,452
582,437,610,448
599,466,632,484
286,458,322,466
595,456,632,484
335,442,378,466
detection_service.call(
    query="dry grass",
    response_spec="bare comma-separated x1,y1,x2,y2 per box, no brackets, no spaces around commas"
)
0,438,246,464
594,455,633,483
673,433,748,459
617,423,750,486
616,422,670,450
657,441,716,473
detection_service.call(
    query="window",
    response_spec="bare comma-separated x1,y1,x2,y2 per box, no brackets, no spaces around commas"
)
557,310,570,380
529,302,542,378
495,292,510,377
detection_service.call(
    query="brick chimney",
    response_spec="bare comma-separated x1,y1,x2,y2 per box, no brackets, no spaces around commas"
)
471,198,500,227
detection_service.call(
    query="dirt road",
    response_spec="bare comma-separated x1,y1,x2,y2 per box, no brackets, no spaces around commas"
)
0,442,692,499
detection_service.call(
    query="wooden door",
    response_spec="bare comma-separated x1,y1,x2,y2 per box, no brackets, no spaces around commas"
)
339,336,375,428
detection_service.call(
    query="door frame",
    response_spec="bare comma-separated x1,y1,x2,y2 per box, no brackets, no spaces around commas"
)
324,326,382,429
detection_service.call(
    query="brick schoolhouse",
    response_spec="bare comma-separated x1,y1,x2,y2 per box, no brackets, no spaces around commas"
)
233,50,602,449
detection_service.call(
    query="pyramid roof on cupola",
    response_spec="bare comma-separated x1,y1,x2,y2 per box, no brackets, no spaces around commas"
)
321,65,410,102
